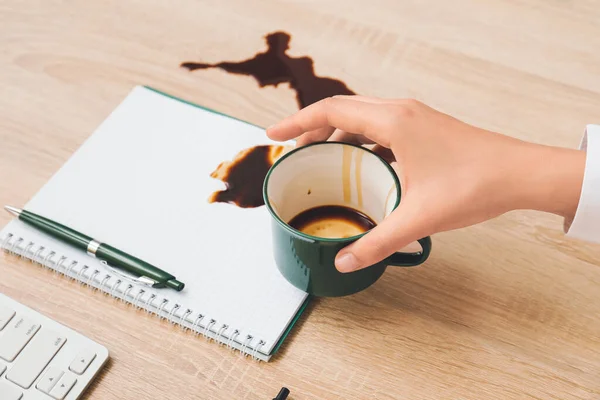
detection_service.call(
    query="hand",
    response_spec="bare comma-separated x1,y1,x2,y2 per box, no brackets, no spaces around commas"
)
266,96,586,273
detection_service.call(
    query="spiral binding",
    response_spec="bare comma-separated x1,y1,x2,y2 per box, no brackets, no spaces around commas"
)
1,232,267,361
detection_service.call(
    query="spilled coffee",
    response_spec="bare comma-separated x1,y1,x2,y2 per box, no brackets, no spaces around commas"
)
209,145,292,208
288,205,376,239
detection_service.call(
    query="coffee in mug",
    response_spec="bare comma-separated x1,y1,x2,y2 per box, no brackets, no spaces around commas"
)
288,205,376,239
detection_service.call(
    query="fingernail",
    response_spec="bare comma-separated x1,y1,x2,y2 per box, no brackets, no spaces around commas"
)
336,253,360,273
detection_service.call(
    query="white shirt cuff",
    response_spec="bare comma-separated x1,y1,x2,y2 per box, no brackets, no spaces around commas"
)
564,124,600,242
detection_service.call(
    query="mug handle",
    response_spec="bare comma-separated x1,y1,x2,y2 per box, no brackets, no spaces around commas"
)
386,236,432,267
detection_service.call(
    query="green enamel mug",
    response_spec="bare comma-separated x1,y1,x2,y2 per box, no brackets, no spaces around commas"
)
263,141,432,297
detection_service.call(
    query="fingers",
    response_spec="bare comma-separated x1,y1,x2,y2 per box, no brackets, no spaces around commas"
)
328,129,375,146
328,129,355,143
334,199,427,273
327,95,418,107
266,96,398,147
332,95,396,104
296,127,376,148
295,126,335,147
371,144,396,165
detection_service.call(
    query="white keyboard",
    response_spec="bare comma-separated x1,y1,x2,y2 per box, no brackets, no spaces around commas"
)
0,293,109,400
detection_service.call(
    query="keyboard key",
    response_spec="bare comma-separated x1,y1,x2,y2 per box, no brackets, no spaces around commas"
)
36,366,64,394
6,330,66,389
0,362,6,376
0,380,23,400
0,316,40,361
49,374,77,399
0,305,15,330
69,349,96,375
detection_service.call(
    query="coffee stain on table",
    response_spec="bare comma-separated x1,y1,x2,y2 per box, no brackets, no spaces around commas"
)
181,31,355,109
183,31,359,208
209,145,293,208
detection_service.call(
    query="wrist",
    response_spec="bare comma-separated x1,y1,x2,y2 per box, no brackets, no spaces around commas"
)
512,143,585,219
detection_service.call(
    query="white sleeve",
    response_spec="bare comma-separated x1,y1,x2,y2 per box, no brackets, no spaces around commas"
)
564,124,600,242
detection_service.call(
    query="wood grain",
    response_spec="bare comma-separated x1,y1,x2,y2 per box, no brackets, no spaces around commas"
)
1,0,600,399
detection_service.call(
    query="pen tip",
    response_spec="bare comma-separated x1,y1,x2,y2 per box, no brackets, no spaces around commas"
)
166,279,185,291
4,206,22,218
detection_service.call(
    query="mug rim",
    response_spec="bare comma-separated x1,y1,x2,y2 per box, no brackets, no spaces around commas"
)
262,141,402,243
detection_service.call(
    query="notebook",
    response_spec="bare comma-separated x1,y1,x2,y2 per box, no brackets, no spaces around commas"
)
0,86,310,361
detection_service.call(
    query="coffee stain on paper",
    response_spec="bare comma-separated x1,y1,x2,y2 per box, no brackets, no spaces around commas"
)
209,145,292,208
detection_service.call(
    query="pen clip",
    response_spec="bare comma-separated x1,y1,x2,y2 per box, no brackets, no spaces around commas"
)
100,260,157,288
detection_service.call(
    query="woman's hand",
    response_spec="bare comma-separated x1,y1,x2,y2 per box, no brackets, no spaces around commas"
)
267,96,585,273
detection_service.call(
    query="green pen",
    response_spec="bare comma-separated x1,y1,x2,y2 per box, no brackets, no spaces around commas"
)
4,205,185,291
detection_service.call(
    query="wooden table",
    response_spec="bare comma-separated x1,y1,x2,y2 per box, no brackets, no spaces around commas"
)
2,1,600,399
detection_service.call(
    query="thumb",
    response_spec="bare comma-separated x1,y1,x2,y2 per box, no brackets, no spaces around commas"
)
334,200,427,273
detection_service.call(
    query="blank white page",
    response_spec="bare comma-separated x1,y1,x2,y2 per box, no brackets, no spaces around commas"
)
0,86,309,358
